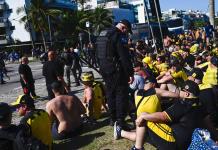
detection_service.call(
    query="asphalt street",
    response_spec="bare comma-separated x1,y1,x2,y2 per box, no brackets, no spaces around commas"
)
0,59,101,111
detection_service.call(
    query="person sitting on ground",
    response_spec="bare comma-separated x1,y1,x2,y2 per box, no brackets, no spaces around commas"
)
188,68,218,141
115,80,203,150
11,94,52,149
46,81,85,140
0,102,21,150
157,57,187,93
81,72,107,121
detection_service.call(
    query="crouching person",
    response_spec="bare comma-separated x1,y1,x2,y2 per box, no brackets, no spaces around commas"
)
46,81,85,140
81,72,107,122
0,102,21,150
11,94,52,149
115,80,203,150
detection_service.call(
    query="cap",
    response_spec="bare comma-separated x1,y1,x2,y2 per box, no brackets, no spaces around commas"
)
120,19,132,34
81,72,94,82
0,103,12,120
11,95,35,108
190,68,204,81
210,56,218,67
182,80,200,97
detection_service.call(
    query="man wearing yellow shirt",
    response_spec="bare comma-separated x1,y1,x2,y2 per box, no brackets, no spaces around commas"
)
188,68,218,142
202,56,218,86
157,58,187,93
115,80,203,150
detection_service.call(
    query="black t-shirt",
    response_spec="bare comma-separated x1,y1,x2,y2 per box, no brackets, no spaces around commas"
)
165,100,203,150
61,52,73,66
42,60,63,85
200,88,217,116
18,64,34,83
0,125,21,150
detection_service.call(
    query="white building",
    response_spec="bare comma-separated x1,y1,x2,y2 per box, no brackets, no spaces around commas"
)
0,0,17,44
7,0,30,42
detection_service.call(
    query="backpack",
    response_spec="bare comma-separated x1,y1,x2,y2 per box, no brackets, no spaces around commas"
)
92,81,106,119
0,123,48,150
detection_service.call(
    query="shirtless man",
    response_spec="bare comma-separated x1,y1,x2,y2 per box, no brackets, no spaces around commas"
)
46,81,85,140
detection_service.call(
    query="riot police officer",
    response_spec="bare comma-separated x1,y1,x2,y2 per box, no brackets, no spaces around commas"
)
97,19,134,128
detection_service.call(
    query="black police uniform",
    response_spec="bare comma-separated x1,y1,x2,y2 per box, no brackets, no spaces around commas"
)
97,27,134,126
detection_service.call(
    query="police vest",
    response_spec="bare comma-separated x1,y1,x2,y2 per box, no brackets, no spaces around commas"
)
96,29,120,74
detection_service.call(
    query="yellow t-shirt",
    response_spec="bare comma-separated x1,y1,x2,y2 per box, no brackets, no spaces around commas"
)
24,110,52,149
156,63,169,74
190,44,198,54
171,69,188,85
197,62,209,69
202,64,218,86
135,89,161,117
199,83,213,90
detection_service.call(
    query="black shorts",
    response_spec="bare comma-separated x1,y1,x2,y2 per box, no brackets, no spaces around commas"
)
52,122,83,140
147,128,178,150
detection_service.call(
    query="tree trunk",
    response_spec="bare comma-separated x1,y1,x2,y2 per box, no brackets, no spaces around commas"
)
209,0,215,27
40,29,47,51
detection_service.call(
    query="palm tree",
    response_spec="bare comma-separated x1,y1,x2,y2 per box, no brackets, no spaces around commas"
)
17,0,61,50
90,7,113,36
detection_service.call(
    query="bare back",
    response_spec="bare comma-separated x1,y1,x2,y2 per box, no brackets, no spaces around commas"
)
46,95,85,133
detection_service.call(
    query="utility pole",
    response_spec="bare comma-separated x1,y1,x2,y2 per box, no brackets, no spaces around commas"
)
144,0,157,53
153,0,165,51
209,0,215,27
209,0,216,41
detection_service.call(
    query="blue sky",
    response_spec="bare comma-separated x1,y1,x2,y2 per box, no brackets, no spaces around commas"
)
160,0,218,12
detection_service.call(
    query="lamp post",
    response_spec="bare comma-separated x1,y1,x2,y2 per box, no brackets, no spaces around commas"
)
78,32,83,51
86,21,91,43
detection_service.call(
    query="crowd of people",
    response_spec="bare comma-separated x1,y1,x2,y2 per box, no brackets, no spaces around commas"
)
0,19,217,150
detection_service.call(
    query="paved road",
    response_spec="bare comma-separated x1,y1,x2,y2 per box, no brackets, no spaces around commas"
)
0,61,43,94
0,60,101,105
0,60,101,124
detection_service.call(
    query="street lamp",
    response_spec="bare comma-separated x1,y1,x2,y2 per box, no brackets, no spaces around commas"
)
86,21,91,43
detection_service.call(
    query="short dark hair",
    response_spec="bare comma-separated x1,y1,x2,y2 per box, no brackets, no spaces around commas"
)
51,81,64,93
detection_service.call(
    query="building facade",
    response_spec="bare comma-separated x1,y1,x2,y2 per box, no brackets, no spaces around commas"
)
0,0,14,45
